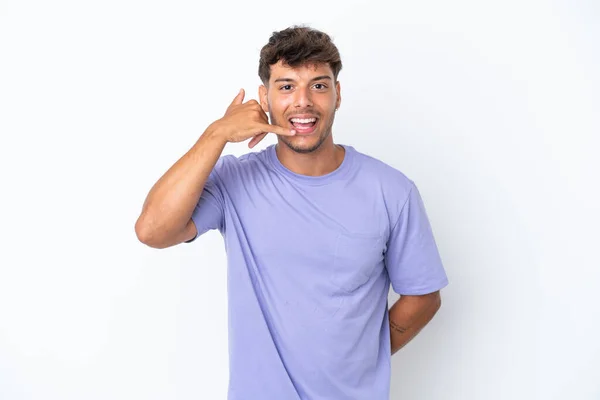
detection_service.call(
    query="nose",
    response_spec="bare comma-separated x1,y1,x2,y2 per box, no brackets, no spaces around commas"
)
293,86,313,108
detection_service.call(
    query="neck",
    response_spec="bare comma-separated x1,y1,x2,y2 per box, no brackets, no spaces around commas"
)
275,136,345,177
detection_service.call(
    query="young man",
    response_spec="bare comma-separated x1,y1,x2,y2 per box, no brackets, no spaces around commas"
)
135,26,449,400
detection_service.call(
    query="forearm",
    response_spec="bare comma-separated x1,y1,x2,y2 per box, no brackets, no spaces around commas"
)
135,124,227,247
389,292,441,355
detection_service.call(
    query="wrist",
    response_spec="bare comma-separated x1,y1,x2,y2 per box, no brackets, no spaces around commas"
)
203,121,229,146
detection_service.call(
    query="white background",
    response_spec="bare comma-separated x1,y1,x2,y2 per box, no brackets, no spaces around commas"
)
1,0,599,399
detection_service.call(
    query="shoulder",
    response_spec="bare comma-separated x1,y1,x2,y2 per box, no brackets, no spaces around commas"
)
212,146,272,182
344,145,420,225
347,145,415,194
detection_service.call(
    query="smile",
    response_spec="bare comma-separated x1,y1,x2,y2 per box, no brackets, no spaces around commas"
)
288,116,319,135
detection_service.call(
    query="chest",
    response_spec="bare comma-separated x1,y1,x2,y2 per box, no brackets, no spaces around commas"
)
223,179,389,293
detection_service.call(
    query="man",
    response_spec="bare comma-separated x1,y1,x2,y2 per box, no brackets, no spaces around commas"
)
135,25,449,400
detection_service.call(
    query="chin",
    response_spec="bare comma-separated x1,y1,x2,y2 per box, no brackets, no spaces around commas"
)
280,133,328,154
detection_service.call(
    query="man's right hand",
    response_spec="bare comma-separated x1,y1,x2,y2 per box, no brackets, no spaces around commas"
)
210,88,296,148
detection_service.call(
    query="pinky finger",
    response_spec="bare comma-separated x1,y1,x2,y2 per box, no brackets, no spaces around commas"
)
248,132,267,148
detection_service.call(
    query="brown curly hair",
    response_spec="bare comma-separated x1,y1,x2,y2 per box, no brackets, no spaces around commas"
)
258,25,343,86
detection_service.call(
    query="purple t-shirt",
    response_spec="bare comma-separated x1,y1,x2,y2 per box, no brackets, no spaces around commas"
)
188,144,448,400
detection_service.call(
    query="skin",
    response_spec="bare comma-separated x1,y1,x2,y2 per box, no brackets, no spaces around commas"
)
135,59,442,355
389,291,442,355
257,60,345,177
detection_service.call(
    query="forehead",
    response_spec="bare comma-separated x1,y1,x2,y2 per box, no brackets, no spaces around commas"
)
269,60,334,82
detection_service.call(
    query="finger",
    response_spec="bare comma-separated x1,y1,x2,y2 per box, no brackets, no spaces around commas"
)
257,123,296,137
230,88,245,107
258,108,269,124
248,132,267,149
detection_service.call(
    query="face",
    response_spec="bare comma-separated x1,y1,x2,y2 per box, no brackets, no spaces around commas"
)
259,60,341,154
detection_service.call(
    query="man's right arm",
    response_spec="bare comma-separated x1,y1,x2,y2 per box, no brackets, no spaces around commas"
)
135,126,227,249
134,89,295,249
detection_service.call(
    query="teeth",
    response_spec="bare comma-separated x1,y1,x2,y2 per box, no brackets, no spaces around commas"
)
290,118,317,123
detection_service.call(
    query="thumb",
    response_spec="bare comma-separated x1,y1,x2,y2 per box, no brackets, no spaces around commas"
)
231,88,245,106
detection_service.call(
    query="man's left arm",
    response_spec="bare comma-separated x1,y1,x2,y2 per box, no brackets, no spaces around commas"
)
389,291,442,355
384,182,448,355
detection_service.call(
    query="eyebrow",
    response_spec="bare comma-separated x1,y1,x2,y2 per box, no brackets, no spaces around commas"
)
273,75,333,83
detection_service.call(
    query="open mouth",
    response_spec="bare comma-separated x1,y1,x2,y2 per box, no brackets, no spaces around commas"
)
289,117,318,134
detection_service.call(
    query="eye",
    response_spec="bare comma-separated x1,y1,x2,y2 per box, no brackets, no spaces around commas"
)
280,84,293,91
313,83,328,90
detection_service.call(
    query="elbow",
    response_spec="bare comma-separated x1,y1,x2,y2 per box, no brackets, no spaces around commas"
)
135,213,185,249
432,292,442,315
135,215,166,249
433,291,442,308
424,290,442,314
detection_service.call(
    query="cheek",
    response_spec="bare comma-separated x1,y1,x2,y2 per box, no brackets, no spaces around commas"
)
272,96,294,111
269,90,293,104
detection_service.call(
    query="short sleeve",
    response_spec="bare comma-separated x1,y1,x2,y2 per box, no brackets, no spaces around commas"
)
185,156,230,243
385,181,449,295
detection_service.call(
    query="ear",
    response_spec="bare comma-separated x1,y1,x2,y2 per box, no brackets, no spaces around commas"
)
259,84,269,113
335,80,342,110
